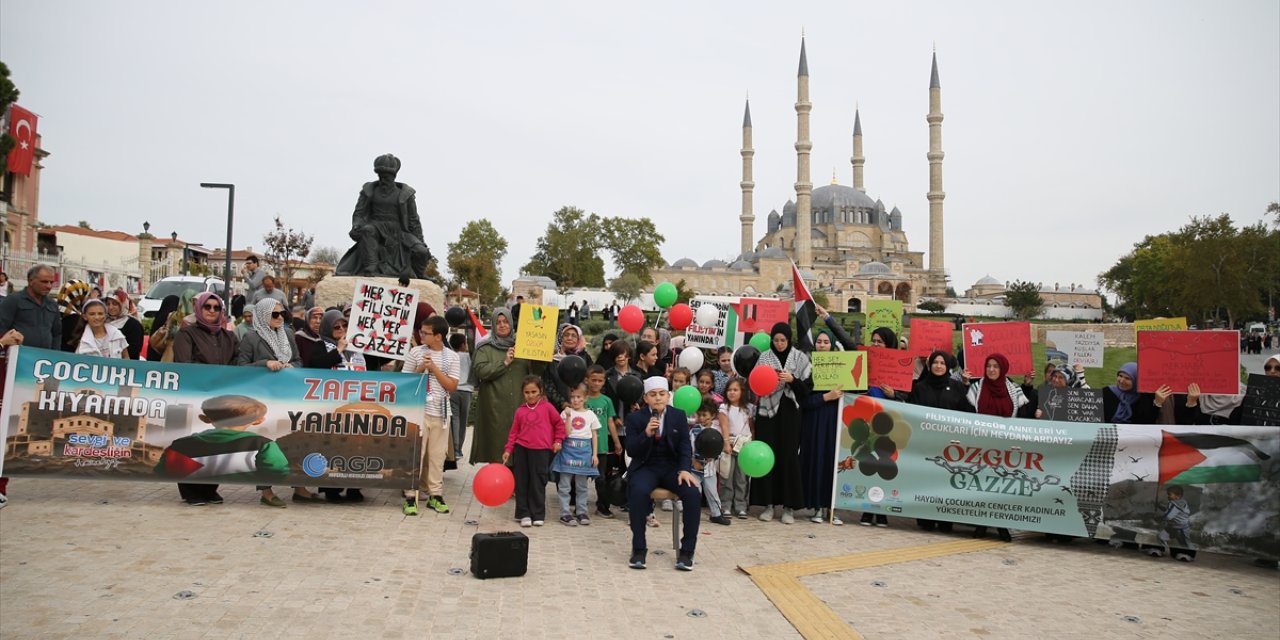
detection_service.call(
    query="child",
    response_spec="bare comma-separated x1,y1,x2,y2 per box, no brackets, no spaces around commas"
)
502,375,566,527
403,316,460,515
717,378,754,518
1152,485,1196,562
448,333,473,460
585,365,622,518
693,399,731,525
553,385,601,526
670,367,692,390
695,368,724,405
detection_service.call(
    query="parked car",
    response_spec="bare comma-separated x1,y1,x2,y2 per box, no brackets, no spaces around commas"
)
138,276,226,319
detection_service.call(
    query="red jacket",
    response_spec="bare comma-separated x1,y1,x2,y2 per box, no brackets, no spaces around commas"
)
505,399,566,453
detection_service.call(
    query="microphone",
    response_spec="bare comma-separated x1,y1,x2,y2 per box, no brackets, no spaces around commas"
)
653,410,664,440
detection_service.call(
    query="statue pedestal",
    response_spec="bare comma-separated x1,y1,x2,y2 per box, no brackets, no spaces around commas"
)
314,276,444,313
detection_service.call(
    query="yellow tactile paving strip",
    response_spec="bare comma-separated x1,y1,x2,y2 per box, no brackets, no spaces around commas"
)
742,538,1007,639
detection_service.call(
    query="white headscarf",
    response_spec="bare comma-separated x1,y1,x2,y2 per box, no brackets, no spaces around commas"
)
251,298,293,362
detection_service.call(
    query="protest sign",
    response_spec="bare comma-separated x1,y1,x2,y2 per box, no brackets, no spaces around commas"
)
864,346,914,390
1040,387,1104,423
732,298,790,336
0,346,426,488
686,299,738,349
514,303,558,361
811,351,868,391
1133,317,1187,340
349,279,418,361
834,394,1280,559
907,318,954,357
863,300,903,345
962,321,1033,375
1241,374,1280,427
1136,330,1239,394
1045,331,1105,368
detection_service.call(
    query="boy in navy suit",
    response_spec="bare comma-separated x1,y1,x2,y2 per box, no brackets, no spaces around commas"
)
625,377,702,571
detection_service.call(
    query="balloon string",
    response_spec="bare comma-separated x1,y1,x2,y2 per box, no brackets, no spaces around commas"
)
655,308,666,329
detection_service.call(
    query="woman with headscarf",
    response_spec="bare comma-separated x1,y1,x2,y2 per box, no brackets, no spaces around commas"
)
72,299,130,359
963,353,1036,541
56,279,92,352
799,328,847,525
471,307,542,463
304,309,366,502
543,323,593,412
1102,363,1168,425
146,294,181,360
105,289,145,359
900,350,972,531
293,306,325,365
235,298,308,507
751,322,811,524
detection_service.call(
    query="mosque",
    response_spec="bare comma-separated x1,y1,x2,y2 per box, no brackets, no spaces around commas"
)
649,37,949,313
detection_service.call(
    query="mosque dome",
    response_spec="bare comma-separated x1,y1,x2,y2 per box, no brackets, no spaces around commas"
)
730,260,754,271
671,258,698,269
760,247,787,259
811,183,877,212
974,275,1002,286
701,259,728,270
737,250,758,263
858,261,892,275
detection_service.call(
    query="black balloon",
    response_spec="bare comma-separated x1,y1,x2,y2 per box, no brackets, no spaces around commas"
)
871,412,895,435
733,345,761,378
616,375,644,405
557,355,587,388
879,461,899,480
695,429,725,459
444,306,468,327
858,455,880,476
873,437,897,455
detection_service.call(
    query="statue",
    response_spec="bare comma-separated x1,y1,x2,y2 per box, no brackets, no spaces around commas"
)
335,154,432,279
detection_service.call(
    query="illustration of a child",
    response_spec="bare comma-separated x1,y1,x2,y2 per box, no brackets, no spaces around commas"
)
155,395,290,505
1150,485,1196,562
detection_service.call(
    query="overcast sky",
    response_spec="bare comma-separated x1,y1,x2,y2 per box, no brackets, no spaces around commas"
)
3,1,1277,298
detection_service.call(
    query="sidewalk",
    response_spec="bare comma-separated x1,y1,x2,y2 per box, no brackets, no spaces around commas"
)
1,460,1276,639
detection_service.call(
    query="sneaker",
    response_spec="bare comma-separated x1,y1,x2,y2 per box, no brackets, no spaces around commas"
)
810,509,825,524
1147,548,1165,558
629,550,647,570
1174,553,1194,562
560,514,578,527
781,509,795,524
208,494,225,505
646,514,660,528
520,517,532,528
186,499,207,507
735,511,748,519
661,499,674,512
532,520,544,527
260,495,287,508
675,551,695,571
875,515,889,527
596,507,615,519
759,508,774,522
860,513,874,526
832,515,844,526
576,514,591,526
402,498,418,516
710,515,732,526
427,496,450,514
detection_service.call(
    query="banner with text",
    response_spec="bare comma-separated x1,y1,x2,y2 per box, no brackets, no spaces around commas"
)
1133,317,1187,340
833,395,1279,559
1136,330,1240,394
0,347,426,488
349,279,419,361
908,318,955,358
1045,330,1105,369
811,351,868,391
686,299,738,349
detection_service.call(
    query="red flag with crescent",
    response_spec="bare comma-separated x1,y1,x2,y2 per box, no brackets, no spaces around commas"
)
6,105,38,176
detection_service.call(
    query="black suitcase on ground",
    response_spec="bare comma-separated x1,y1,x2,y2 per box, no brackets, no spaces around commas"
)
470,532,529,579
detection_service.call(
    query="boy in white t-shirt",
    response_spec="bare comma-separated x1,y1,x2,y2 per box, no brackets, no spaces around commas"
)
402,316,460,515
552,385,601,526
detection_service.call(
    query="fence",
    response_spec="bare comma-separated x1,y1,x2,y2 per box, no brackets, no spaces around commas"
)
2,249,145,296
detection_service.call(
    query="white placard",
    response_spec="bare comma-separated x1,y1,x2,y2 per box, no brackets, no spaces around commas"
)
348,279,419,361
1045,330,1104,368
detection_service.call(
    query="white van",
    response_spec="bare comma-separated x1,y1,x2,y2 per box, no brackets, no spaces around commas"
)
1246,322,1267,336
138,276,227,319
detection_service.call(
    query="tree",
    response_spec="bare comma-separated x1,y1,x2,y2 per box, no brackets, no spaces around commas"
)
1005,280,1044,320
674,279,695,304
609,272,643,303
812,290,829,309
521,206,605,288
310,245,340,266
77,220,93,230
917,300,946,314
262,215,313,303
0,62,19,161
447,219,508,300
601,217,665,285
1268,201,1279,227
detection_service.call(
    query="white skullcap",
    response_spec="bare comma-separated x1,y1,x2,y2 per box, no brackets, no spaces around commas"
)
643,377,669,394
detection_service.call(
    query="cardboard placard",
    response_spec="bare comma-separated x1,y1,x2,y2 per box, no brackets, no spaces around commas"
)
864,346,915,391
1240,374,1280,427
685,299,737,349
1133,317,1187,340
348,279,419,361
513,303,558,362
962,321,1033,376
1039,387,1104,423
1045,331,1105,369
732,298,790,336
1136,330,1240,394
811,351,869,391
908,318,954,357
863,300,904,345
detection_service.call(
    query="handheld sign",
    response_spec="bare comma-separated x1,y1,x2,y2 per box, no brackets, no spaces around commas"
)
349,279,418,361
864,346,915,391
908,318,954,357
1045,331,1105,369
686,299,737,349
514,303,558,362
863,300,904,345
732,298,790,336
1240,374,1280,427
1133,317,1187,341
811,351,868,391
962,321,1033,376
1136,330,1239,394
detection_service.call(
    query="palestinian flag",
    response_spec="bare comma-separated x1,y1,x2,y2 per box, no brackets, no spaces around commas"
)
1158,431,1271,485
790,260,816,352
154,429,289,481
468,308,488,339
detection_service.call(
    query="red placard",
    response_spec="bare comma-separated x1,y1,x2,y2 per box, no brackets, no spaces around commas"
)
908,318,954,357
732,298,790,335
1137,330,1240,394
864,346,916,391
962,322,1033,376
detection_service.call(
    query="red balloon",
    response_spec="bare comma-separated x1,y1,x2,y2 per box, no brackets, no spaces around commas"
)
618,304,645,334
842,395,884,426
749,365,779,397
668,303,693,331
473,463,515,507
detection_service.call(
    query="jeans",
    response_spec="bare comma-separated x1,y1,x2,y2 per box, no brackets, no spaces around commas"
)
701,464,723,517
558,473,589,517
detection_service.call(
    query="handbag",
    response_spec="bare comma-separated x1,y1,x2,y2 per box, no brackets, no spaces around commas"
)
731,430,752,454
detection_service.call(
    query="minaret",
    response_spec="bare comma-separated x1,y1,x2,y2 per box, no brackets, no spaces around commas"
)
794,36,813,270
739,99,755,256
851,107,865,192
925,50,947,296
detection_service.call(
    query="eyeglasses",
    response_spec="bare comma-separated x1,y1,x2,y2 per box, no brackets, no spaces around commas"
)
333,322,347,329
202,304,222,312
271,311,285,319
1266,365,1280,373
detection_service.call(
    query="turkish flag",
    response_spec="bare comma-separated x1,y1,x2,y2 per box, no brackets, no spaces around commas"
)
6,105,38,176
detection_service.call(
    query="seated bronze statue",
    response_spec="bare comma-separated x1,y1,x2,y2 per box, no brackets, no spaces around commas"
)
335,154,432,279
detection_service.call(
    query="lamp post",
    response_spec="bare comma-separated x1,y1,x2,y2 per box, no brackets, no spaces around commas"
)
199,183,235,301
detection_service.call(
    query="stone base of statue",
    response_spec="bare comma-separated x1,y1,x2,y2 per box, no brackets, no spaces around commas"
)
314,275,445,315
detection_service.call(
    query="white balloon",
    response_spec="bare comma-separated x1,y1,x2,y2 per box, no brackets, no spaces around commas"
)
695,304,720,328
678,347,704,372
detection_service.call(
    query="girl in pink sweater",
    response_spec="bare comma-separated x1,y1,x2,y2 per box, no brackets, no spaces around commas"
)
502,375,565,527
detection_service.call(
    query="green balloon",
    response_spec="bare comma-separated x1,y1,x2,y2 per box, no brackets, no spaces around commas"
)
749,332,771,353
654,282,678,309
739,441,775,478
672,385,701,415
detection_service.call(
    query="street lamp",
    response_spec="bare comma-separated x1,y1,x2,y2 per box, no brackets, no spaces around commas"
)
199,182,235,301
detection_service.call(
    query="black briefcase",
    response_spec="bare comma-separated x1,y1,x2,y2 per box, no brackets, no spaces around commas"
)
470,532,529,579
